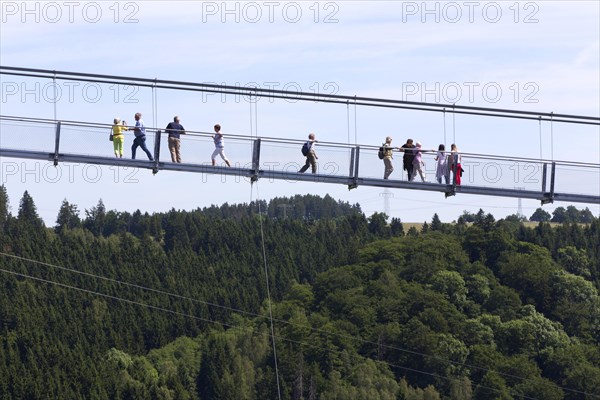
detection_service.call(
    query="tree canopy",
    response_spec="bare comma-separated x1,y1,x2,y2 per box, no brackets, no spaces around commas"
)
0,188,599,399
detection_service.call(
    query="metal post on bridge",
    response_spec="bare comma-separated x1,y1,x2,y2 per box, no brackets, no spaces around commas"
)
548,162,556,204
348,146,359,190
541,163,549,204
348,147,355,176
152,130,161,174
541,162,556,204
53,121,61,166
251,138,261,183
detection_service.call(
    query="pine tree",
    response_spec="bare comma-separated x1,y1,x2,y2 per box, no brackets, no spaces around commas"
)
390,217,404,236
0,185,9,232
431,213,443,231
17,190,43,227
55,199,81,234
84,199,106,236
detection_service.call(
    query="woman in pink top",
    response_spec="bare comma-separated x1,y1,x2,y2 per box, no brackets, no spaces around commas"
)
411,141,427,182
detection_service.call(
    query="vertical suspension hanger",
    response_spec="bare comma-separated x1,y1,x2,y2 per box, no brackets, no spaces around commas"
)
151,79,157,132
254,88,258,137
52,71,57,122
346,99,351,160
443,108,447,146
249,87,258,139
249,90,253,138
538,115,543,159
550,112,554,161
152,79,159,173
452,103,456,144
354,95,358,146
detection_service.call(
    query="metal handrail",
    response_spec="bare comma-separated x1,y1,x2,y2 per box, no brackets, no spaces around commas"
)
1,114,598,169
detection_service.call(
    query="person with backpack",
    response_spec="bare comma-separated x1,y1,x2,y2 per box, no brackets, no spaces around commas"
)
299,133,318,173
380,136,398,179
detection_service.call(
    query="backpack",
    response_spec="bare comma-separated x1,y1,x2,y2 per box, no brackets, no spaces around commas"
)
301,141,310,156
378,146,385,160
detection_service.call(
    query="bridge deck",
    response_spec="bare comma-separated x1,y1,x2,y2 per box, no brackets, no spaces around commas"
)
1,116,598,205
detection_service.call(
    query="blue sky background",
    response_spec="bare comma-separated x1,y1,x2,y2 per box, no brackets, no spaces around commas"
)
1,0,599,224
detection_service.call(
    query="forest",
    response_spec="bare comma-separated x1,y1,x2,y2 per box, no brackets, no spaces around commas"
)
0,185,599,400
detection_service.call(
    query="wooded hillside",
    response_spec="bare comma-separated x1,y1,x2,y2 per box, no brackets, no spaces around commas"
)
1,186,598,399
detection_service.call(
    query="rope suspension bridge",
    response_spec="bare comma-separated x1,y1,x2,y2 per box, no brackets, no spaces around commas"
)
1,67,600,400
1,66,599,205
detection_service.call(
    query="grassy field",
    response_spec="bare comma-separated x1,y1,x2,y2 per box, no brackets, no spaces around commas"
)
402,220,566,232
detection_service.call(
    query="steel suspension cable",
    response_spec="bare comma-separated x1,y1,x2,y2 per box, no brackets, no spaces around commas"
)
255,183,282,400
247,96,282,400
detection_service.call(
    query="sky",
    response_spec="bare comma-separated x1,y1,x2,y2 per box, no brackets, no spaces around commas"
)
1,0,599,225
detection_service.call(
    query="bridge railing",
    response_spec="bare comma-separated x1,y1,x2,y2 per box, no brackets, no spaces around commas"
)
1,115,599,204
553,163,600,198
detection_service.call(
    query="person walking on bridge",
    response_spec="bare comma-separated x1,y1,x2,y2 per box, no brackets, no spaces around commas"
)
381,136,398,179
130,112,154,161
411,141,427,182
448,143,462,185
211,124,231,167
165,116,186,163
435,144,449,184
400,138,416,181
299,133,318,174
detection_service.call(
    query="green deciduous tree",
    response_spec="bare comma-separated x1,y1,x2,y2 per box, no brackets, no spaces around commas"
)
431,270,468,309
473,371,512,400
368,212,391,238
530,208,551,222
556,246,592,279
